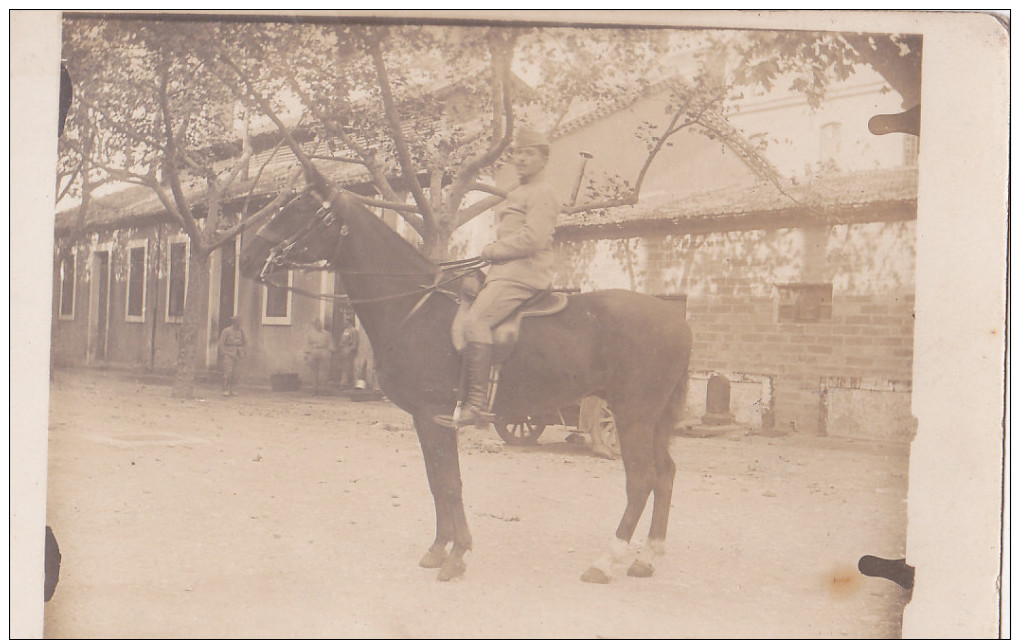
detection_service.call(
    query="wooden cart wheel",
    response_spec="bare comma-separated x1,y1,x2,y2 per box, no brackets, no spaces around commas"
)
494,419,546,446
583,397,620,459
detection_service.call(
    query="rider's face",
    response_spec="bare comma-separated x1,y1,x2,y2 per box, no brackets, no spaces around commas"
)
513,146,548,182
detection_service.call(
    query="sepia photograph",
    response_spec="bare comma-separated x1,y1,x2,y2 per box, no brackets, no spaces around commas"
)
10,10,1008,638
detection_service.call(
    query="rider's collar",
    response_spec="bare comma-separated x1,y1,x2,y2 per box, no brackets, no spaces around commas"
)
519,168,547,186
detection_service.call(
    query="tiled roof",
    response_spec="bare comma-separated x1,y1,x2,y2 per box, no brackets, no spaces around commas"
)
556,166,918,230
552,77,785,188
55,139,372,233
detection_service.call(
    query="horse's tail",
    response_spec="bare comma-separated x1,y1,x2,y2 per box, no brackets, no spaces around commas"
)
662,366,690,430
656,340,691,432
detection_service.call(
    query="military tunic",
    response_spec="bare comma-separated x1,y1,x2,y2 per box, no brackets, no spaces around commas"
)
467,169,560,344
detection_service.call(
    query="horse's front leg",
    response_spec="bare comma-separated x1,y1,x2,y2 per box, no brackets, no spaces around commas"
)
413,414,473,580
413,415,453,567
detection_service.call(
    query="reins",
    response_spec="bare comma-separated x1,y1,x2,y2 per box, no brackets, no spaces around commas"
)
262,263,483,306
257,201,487,306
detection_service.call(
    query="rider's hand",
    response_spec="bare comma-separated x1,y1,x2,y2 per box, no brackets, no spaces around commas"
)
480,243,500,264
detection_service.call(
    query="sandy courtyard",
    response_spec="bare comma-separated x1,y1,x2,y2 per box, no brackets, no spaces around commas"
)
43,368,912,638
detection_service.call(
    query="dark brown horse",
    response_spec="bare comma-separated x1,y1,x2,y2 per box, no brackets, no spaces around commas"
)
239,191,692,583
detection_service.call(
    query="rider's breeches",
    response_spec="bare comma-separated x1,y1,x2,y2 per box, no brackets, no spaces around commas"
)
464,280,538,344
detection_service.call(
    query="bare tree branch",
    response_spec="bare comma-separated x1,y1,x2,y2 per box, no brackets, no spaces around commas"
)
348,192,422,215
632,109,689,200
429,167,443,214
90,158,195,231
75,93,164,152
561,194,639,216
366,34,435,227
179,150,209,175
283,68,402,204
208,180,312,251
88,160,146,185
308,154,367,165
467,181,508,198
240,125,299,219
277,70,427,234
217,141,255,192
155,65,204,243
452,194,504,228
448,32,516,214
55,158,84,203
212,48,344,205
693,119,806,209
146,175,202,244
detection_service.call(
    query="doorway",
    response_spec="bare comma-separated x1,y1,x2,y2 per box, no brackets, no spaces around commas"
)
88,250,111,362
217,239,238,335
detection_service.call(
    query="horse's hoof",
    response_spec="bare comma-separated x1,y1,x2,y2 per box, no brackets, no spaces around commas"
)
437,556,466,582
627,560,655,578
419,546,448,569
580,567,611,584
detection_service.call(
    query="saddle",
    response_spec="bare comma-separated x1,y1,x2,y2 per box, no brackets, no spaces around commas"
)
451,281,569,363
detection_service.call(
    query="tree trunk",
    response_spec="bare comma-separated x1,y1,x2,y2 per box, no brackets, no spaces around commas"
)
423,226,455,262
172,249,211,398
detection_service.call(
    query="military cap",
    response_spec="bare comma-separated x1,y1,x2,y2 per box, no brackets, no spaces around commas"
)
515,127,550,150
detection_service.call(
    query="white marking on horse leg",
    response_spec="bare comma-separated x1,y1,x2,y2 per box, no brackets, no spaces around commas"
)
591,535,633,574
647,537,666,556
635,538,665,567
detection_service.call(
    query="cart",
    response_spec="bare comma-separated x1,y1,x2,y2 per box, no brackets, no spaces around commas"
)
493,396,620,459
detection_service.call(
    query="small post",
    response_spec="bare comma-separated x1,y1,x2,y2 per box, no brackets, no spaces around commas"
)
570,151,594,205
702,374,734,425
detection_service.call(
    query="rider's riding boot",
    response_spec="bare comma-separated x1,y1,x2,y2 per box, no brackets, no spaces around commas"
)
435,342,494,430
463,341,494,429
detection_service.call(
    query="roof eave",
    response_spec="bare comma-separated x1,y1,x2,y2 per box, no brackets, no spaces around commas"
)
554,198,918,241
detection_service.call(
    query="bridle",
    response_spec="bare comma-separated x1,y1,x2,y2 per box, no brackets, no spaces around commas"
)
257,201,339,282
256,198,487,307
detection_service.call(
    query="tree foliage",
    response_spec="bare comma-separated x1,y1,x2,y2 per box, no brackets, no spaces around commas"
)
61,18,304,256
61,17,307,396
58,16,924,388
62,19,923,260
731,30,922,108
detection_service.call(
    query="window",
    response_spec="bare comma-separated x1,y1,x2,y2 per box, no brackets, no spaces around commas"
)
166,237,189,322
819,122,842,164
58,251,76,320
262,269,293,325
777,283,832,323
654,294,688,320
125,240,147,322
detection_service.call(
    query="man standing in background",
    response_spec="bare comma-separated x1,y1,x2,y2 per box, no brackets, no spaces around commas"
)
218,316,247,397
305,318,335,395
336,313,360,388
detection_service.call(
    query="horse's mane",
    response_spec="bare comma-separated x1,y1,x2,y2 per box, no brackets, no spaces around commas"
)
340,195,440,276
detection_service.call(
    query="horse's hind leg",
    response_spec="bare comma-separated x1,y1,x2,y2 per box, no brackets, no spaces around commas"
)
581,415,655,584
648,418,677,543
628,417,677,578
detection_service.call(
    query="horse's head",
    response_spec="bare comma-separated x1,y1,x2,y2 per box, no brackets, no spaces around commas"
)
239,194,342,280
241,188,439,290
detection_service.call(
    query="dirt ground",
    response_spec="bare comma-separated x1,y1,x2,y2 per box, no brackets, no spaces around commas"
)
43,368,912,638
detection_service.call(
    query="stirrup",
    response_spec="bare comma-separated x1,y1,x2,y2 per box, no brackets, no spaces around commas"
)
433,403,492,430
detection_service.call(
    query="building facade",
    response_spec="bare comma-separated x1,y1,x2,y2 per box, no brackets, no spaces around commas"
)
52,70,918,439
551,168,917,440
51,209,372,389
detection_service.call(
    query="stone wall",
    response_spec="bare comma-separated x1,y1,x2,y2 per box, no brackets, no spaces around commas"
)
553,218,917,438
